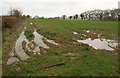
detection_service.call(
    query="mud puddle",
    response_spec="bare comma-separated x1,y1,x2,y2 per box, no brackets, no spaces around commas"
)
77,38,118,51
7,28,59,65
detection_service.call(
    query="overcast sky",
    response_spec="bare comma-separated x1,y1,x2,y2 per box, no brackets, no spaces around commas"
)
0,0,119,17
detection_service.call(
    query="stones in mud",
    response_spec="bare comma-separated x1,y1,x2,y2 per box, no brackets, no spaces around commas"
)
33,46,41,55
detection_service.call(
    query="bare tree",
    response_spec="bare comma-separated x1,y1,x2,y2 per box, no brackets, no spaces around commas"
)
75,14,79,20
62,15,66,20
69,16,72,20
9,7,13,16
80,14,84,20
27,15,31,18
9,8,22,18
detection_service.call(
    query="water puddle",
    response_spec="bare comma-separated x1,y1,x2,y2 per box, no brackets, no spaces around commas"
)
84,30,90,33
82,34,87,37
33,29,49,49
77,38,118,51
86,30,90,33
30,22,33,25
7,28,59,65
7,57,19,65
45,38,59,45
24,26,27,30
15,31,30,60
73,32,78,35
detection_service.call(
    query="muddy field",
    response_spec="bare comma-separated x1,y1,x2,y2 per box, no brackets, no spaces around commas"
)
2,19,118,76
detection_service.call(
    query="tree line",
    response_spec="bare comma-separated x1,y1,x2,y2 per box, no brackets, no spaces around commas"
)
6,8,120,21
61,9,120,21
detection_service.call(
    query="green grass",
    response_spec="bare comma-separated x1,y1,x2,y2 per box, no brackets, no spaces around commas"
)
30,19,118,40
25,30,35,41
2,19,118,76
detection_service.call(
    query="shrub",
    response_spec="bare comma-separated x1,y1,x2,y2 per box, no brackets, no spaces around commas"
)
2,16,21,28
